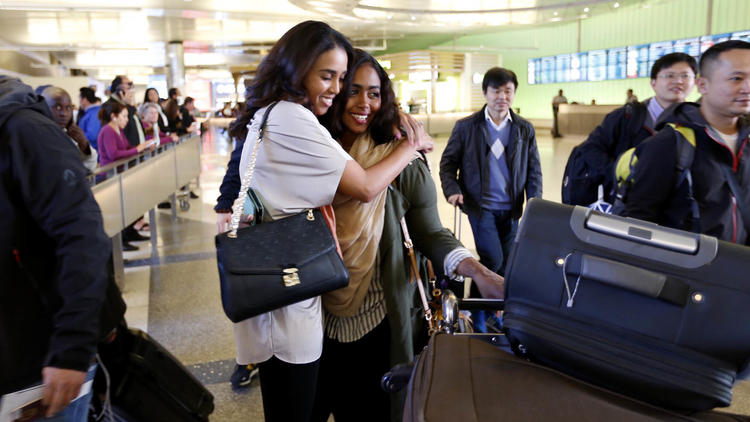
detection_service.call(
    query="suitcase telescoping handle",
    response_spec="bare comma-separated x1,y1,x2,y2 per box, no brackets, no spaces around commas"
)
568,204,718,269
453,205,462,241
562,253,690,307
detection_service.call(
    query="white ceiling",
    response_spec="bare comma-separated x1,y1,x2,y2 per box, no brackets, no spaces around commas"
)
0,0,648,79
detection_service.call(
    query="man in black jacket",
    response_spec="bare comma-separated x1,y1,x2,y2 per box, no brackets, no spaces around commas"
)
563,53,698,206
440,67,542,277
0,76,110,419
624,40,750,244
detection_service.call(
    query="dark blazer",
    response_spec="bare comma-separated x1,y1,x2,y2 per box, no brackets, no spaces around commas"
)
439,106,543,219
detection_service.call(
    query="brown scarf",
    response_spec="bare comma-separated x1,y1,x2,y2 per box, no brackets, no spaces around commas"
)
322,134,401,317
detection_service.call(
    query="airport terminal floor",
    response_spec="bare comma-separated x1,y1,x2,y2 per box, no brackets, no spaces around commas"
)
119,126,750,421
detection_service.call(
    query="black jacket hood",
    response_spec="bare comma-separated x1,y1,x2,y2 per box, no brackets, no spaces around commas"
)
656,101,750,141
0,76,53,129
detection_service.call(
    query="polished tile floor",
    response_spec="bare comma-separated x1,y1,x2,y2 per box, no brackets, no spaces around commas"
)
120,126,749,421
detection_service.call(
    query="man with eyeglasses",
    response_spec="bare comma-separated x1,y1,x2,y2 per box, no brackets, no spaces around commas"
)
624,40,750,245
562,53,697,206
103,75,146,147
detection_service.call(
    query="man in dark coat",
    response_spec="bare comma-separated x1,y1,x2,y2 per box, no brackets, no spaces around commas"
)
440,67,542,278
103,75,145,147
563,53,698,206
0,76,110,419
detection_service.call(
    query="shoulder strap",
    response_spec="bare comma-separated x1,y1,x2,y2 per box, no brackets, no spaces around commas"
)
399,216,435,334
667,124,700,232
228,102,278,237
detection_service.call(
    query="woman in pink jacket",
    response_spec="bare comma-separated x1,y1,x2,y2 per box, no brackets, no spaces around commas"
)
97,101,154,166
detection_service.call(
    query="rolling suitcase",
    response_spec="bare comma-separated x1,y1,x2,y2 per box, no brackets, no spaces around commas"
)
403,333,750,422
503,199,750,411
99,328,214,421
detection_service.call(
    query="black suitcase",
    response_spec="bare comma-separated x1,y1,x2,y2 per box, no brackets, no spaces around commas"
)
403,334,749,422
503,199,750,411
99,328,214,421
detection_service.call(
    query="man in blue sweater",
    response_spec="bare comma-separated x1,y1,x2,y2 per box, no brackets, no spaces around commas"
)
440,67,542,331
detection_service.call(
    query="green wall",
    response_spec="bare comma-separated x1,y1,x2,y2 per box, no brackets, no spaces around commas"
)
383,0,750,119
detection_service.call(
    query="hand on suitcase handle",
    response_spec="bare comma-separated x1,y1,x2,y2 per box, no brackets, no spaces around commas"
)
447,194,463,206
457,257,505,299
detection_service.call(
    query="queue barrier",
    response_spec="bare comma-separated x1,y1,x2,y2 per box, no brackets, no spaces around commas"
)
88,134,201,287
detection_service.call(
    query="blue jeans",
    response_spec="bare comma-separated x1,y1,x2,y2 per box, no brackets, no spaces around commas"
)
467,208,518,276
44,364,97,422
467,208,517,333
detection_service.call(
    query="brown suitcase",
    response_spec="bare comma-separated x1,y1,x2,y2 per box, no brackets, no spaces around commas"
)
403,334,749,422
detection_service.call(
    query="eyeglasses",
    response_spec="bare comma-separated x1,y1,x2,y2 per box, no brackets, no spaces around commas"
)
658,73,694,81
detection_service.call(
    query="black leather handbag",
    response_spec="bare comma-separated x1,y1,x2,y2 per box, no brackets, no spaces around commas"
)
215,102,349,323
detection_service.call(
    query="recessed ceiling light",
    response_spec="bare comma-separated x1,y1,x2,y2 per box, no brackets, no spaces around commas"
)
614,2,620,8
584,7,589,12
387,14,393,19
410,15,416,20
553,11,558,16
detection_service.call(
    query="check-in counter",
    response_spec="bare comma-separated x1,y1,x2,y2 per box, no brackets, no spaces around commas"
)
557,103,620,136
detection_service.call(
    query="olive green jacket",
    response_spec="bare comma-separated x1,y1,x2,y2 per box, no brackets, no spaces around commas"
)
381,157,462,367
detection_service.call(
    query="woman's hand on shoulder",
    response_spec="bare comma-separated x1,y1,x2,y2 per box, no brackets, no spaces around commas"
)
395,111,432,153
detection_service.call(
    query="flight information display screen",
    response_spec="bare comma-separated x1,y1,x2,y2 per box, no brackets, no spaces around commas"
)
528,30,748,84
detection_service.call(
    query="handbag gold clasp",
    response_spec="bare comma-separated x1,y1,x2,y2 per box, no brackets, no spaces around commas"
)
282,268,301,287
307,209,315,221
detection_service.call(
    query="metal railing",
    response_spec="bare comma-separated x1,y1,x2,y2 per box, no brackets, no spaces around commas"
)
88,134,202,287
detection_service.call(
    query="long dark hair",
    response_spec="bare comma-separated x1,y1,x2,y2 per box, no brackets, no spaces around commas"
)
143,87,160,104
325,49,399,145
229,21,353,140
165,99,180,122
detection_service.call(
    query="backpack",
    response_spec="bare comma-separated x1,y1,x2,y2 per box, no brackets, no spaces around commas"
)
611,123,701,232
561,103,646,207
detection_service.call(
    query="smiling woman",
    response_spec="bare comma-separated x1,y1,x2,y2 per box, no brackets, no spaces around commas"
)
310,49,504,422
222,20,431,422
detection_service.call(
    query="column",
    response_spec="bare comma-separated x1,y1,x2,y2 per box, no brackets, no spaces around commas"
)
166,41,185,94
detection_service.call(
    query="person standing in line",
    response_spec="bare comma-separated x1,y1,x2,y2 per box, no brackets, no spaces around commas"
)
143,87,170,134
78,87,102,149
551,88,568,137
440,67,542,332
40,86,98,173
102,75,146,147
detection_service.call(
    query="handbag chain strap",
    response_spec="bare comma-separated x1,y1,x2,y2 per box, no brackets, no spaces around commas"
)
399,216,435,334
228,102,279,238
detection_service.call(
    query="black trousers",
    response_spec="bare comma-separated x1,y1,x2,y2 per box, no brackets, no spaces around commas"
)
257,356,320,422
311,318,392,422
